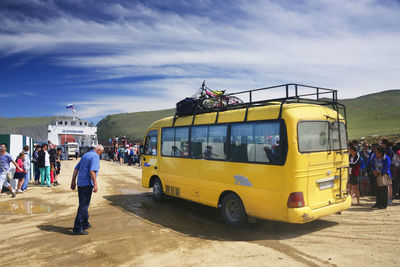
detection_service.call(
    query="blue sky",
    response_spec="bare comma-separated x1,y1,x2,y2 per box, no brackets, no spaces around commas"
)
0,0,399,123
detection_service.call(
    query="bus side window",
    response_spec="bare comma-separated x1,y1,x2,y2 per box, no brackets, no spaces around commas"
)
230,124,252,162
190,126,208,159
230,122,281,164
161,128,174,156
190,125,227,160
175,127,189,157
208,125,227,160
254,122,281,164
144,130,158,156
161,127,189,157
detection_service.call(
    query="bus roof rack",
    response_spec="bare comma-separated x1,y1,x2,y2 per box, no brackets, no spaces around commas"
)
172,82,348,154
175,83,345,120
235,83,344,121
173,83,346,134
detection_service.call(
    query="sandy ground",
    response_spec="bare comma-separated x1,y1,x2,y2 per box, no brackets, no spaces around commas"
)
0,160,399,267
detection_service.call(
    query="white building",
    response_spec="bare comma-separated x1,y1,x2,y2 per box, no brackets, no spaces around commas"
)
47,117,98,147
0,134,34,189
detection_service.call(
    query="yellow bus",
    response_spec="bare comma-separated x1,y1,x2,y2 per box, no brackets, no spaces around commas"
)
142,84,351,226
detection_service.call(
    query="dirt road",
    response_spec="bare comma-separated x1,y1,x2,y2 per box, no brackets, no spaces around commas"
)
0,160,399,266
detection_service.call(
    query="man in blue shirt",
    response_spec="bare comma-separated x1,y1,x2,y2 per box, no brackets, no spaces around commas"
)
70,145,104,235
0,143,23,198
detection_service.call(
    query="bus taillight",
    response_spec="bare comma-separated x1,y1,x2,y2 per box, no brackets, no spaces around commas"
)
287,192,305,208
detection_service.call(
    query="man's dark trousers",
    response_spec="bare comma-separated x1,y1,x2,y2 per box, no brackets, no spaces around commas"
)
73,185,93,232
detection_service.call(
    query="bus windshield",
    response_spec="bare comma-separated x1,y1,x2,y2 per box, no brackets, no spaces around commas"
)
298,121,347,153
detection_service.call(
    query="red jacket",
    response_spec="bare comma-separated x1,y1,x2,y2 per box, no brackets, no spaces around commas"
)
15,158,25,173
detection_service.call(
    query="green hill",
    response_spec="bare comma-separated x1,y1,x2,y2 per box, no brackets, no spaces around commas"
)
97,109,176,142
340,90,400,138
97,90,400,142
0,116,55,142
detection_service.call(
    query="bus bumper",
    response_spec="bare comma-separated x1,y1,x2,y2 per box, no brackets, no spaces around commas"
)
287,196,351,224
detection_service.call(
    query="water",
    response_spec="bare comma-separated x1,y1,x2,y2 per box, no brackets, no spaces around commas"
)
119,188,143,195
0,200,52,215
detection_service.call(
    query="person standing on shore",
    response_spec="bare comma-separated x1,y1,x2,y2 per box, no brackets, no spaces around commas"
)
349,145,361,205
0,143,22,198
21,145,31,191
15,152,26,193
372,147,392,209
49,145,57,184
54,147,62,186
32,145,40,185
37,144,51,187
118,146,124,165
75,147,79,160
70,145,104,235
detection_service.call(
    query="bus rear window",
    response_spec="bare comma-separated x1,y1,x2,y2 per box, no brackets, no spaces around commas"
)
298,121,347,153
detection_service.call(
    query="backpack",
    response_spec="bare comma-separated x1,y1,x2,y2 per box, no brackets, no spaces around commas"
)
176,98,198,117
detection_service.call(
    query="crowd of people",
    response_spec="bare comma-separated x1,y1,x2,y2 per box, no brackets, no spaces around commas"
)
0,141,63,198
106,136,141,166
348,139,400,209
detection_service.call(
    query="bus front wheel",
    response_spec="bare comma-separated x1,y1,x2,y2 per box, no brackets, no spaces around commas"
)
152,178,164,201
220,193,247,227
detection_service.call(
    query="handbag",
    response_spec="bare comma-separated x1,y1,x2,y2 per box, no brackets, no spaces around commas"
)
376,173,391,187
1,163,13,181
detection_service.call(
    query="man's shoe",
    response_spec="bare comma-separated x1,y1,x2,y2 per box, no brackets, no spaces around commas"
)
73,230,89,235
11,191,16,198
371,205,379,209
83,224,92,230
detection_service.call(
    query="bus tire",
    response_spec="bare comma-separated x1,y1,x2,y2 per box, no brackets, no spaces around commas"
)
152,177,164,201
220,193,247,227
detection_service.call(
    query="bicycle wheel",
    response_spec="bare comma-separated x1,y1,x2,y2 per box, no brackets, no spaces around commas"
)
202,98,218,109
227,96,244,106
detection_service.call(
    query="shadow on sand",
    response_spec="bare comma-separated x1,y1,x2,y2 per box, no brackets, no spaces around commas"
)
103,192,338,242
37,225,76,236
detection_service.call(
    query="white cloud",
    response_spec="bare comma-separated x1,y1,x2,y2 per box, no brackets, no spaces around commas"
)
0,93,12,98
23,91,34,96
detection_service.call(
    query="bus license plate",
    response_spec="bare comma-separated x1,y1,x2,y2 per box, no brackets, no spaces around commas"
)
319,181,334,190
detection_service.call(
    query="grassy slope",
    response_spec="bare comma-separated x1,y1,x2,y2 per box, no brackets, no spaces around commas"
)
0,116,56,141
340,90,400,138
97,109,176,142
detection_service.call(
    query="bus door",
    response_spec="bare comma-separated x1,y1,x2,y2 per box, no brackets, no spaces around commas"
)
298,121,347,209
159,127,198,201
142,129,159,181
194,124,228,206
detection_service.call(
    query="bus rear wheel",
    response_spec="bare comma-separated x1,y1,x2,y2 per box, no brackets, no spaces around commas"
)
152,178,164,201
220,193,247,227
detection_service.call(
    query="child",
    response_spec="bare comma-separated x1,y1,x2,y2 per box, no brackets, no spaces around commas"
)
54,147,62,186
349,145,361,205
15,152,26,193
